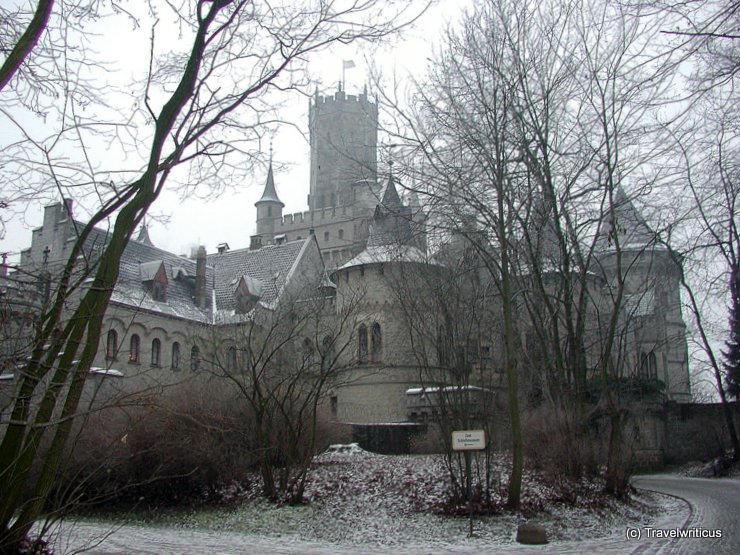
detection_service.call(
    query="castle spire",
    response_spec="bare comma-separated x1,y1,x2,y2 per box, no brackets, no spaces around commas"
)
135,218,154,246
599,185,656,251
255,153,284,207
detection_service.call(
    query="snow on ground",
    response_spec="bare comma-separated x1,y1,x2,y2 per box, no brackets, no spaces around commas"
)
50,448,688,554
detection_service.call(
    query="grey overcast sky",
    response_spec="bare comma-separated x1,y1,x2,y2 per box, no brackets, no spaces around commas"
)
0,0,464,261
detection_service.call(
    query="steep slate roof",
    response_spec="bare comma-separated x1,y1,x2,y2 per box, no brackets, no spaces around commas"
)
62,223,212,322
111,231,213,322
207,238,309,313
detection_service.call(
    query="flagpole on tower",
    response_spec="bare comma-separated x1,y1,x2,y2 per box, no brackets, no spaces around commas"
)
342,59,356,90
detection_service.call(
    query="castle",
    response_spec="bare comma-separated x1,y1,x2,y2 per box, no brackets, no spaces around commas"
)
2,84,716,464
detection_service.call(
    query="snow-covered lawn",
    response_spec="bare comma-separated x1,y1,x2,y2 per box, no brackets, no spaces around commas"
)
52,447,685,554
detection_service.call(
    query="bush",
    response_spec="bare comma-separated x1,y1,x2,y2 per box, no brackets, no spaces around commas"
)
523,406,601,480
55,379,258,506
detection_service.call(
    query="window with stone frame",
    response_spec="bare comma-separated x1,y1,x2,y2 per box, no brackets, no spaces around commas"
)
640,351,657,380
436,324,452,367
106,329,118,360
371,323,382,362
129,334,140,363
151,338,161,366
171,342,181,370
152,280,167,302
322,335,334,369
358,324,368,363
303,338,314,367
226,346,237,372
190,345,200,371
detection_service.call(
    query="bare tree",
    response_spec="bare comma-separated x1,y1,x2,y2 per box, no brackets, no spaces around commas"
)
661,94,740,461
381,0,687,499
0,0,427,550
205,283,360,504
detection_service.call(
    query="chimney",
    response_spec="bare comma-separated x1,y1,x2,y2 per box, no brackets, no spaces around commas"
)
250,235,262,251
64,198,73,218
195,245,207,309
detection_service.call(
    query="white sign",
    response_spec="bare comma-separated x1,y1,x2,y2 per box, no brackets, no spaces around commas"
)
452,430,486,451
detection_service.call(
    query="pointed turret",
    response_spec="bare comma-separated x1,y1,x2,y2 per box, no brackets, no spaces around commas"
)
135,221,154,247
255,156,284,240
368,174,413,248
598,186,658,253
256,161,284,207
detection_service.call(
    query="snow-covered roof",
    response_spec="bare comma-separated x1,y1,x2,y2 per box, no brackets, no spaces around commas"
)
208,238,310,312
406,385,492,395
89,367,124,377
338,244,428,270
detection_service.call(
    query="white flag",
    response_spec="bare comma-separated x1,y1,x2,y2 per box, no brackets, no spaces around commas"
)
343,60,356,69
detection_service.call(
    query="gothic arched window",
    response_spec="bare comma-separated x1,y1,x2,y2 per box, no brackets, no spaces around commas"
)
129,334,140,363
358,325,368,363
371,323,382,362
106,330,118,360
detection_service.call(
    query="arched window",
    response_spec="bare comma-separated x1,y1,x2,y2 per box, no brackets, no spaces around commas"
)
358,325,368,363
226,346,237,372
106,330,118,360
437,325,451,367
129,334,140,363
371,323,382,362
303,338,314,367
640,351,657,380
151,338,161,366
171,342,180,370
322,335,334,369
190,345,200,371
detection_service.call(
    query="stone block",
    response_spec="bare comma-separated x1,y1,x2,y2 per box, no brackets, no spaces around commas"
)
516,522,548,545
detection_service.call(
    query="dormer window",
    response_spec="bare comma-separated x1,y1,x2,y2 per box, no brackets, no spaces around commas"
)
152,280,167,302
139,260,168,302
234,275,263,314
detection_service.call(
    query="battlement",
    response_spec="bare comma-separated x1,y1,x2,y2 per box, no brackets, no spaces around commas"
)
311,88,375,108
279,206,354,229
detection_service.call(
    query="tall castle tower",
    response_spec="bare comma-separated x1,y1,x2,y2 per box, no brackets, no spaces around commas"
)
309,84,379,211
253,84,424,269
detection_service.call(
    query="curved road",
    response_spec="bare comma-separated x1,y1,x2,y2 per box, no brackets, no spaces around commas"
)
50,475,740,554
630,474,740,555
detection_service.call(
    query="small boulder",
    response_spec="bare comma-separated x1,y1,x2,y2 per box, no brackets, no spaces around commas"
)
516,522,548,545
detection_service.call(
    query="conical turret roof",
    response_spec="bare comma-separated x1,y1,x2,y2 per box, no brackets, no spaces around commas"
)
255,161,284,207
598,186,658,252
135,222,154,246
